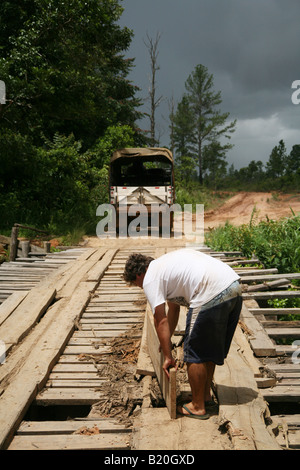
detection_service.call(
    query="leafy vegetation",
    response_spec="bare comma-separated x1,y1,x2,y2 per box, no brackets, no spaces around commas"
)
205,212,300,275
0,1,144,236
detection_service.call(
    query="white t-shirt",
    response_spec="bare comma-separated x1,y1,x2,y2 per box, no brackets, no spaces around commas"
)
143,248,240,313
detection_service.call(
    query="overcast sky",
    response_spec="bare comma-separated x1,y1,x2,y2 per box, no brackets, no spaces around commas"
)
119,0,300,169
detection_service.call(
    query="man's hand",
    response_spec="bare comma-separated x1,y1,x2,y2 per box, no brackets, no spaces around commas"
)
163,356,177,379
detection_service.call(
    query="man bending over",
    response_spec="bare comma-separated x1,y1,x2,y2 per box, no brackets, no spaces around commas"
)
123,249,242,420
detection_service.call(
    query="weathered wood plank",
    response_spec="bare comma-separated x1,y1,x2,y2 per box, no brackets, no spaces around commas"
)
240,303,277,357
214,325,281,450
243,290,300,300
86,249,118,282
34,387,104,405
262,386,300,402
0,287,56,353
17,419,130,435
241,273,300,283
0,290,28,326
8,433,131,450
249,308,300,316
146,304,177,419
136,313,155,377
266,327,300,338
0,281,93,449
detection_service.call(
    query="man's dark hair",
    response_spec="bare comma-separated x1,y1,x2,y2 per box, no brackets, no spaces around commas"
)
123,253,154,284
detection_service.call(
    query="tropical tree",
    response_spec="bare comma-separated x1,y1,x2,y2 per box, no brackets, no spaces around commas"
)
286,144,300,175
265,140,287,179
202,140,228,188
0,0,142,147
180,64,236,184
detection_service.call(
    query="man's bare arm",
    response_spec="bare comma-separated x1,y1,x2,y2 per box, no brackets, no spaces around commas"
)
153,303,177,378
167,302,180,337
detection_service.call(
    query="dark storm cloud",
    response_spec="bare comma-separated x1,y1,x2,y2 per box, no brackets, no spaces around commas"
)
119,0,300,167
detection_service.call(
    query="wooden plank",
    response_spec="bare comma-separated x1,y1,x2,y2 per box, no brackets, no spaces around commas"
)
249,308,300,316
34,387,104,405
49,372,100,380
0,281,93,449
146,304,177,419
136,313,155,377
241,273,300,283
17,419,130,435
262,386,300,402
56,249,107,298
240,303,277,357
0,291,28,326
0,287,56,352
275,345,300,356
51,363,99,372
87,249,118,282
7,433,131,450
46,379,104,388
238,268,278,275
214,325,281,450
266,327,300,338
243,290,300,300
63,345,111,355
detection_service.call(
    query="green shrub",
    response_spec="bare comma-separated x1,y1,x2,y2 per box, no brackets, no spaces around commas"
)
205,213,300,274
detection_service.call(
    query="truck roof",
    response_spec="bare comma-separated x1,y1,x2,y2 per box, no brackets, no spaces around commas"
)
110,147,173,164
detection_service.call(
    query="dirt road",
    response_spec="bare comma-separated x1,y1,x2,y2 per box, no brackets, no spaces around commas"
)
83,191,300,248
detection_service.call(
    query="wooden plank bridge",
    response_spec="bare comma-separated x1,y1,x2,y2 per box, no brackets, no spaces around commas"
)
0,241,299,450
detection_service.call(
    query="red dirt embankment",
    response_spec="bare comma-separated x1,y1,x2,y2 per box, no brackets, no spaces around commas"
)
204,192,300,230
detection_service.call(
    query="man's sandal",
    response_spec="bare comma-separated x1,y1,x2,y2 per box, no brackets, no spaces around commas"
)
177,404,210,420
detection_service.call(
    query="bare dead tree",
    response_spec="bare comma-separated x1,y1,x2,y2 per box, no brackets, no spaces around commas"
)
168,93,175,155
144,32,163,146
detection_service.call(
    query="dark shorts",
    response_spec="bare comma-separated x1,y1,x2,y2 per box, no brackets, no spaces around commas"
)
183,281,242,365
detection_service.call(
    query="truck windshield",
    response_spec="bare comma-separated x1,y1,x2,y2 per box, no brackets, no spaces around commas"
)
110,158,173,187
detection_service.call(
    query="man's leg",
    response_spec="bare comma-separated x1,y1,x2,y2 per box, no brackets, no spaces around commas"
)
204,361,216,402
179,362,214,416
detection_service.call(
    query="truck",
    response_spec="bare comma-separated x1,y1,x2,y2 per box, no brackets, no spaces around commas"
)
109,147,175,235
